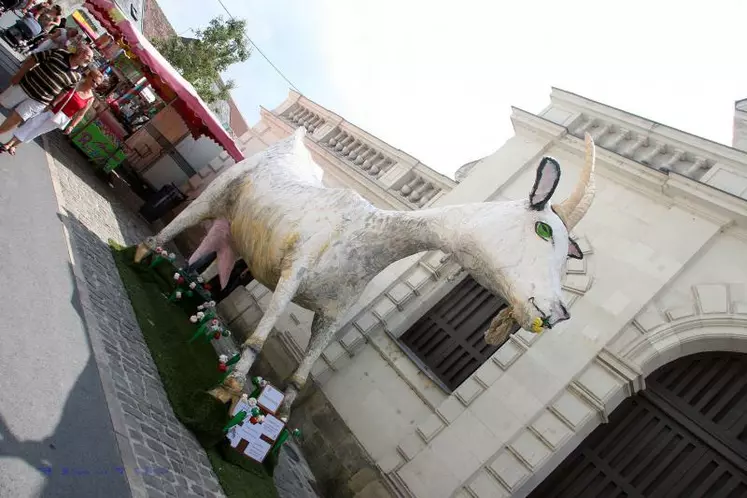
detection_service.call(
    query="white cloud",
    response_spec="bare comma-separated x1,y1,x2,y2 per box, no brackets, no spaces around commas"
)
314,0,747,177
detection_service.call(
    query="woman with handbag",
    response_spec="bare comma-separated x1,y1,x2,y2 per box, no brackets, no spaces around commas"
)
0,68,104,155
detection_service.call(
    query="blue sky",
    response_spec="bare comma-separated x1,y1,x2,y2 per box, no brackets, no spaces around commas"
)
156,0,747,178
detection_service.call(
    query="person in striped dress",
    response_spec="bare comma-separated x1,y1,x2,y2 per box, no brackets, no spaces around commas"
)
0,68,104,155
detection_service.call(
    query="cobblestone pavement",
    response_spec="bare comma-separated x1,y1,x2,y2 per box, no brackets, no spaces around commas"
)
42,134,226,498
43,133,153,245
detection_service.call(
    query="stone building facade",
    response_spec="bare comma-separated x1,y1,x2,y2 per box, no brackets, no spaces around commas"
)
209,88,747,497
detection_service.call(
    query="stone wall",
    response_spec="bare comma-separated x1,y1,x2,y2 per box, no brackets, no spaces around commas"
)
289,388,393,498
253,343,393,498
141,0,176,41
219,290,393,498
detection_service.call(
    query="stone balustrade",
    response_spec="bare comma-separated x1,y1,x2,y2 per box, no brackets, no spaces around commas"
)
396,173,442,207
317,126,448,208
569,114,714,181
262,92,457,209
321,128,397,178
282,104,326,132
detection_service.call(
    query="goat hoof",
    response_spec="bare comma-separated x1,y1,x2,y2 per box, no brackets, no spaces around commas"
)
133,243,151,263
208,377,245,410
277,407,291,423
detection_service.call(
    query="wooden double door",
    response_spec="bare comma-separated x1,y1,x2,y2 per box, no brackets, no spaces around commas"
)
530,352,747,498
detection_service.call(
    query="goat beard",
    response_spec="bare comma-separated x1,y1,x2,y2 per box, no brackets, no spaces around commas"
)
484,306,516,345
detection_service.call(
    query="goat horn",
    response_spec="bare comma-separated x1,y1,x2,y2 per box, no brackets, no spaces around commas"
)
553,133,596,230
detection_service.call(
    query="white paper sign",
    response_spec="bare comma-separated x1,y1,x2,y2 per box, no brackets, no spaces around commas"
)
257,385,284,414
231,401,250,417
261,414,285,441
243,437,272,462
236,422,262,442
227,426,243,447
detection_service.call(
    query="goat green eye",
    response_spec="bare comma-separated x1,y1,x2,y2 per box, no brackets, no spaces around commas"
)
535,222,553,240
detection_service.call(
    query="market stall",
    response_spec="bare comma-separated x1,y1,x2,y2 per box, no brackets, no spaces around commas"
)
67,33,155,173
66,0,243,190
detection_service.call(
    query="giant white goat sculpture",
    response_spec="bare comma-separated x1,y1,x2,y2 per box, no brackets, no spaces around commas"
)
134,128,596,419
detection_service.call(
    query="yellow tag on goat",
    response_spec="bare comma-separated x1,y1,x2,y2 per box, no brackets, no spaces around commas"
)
531,317,543,333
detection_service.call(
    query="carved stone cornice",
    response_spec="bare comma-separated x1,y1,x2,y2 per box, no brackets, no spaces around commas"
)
515,111,747,227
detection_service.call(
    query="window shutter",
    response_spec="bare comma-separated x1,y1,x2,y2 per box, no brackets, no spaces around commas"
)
399,276,515,391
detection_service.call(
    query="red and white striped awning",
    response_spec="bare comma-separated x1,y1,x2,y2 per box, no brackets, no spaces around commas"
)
84,0,244,162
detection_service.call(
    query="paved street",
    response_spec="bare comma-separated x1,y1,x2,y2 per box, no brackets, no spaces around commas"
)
0,13,129,498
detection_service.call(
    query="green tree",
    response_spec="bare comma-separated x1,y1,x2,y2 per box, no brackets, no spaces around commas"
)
154,16,251,104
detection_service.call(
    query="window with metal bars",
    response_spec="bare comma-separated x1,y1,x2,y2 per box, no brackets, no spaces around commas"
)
398,275,516,392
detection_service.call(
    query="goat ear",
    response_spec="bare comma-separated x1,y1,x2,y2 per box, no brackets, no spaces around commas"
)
568,238,583,259
529,157,561,210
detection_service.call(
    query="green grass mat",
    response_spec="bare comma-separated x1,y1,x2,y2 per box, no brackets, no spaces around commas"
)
111,246,278,498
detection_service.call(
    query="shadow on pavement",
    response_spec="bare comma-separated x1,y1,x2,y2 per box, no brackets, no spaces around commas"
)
0,255,131,498
0,359,130,498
